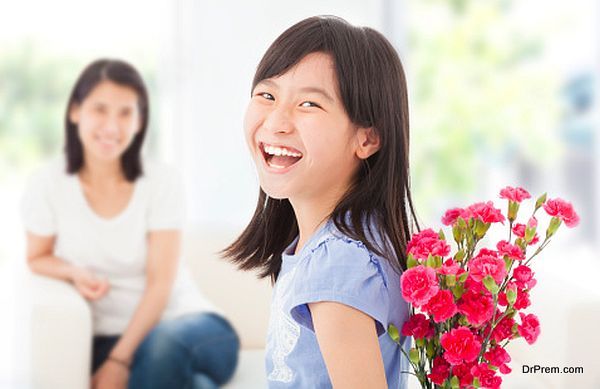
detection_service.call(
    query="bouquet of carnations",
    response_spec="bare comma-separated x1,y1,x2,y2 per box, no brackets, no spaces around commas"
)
390,186,579,389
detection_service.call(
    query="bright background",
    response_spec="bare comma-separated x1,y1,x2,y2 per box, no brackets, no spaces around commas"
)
1,0,598,387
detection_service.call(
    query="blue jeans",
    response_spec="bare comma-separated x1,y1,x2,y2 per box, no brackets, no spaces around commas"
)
92,312,240,389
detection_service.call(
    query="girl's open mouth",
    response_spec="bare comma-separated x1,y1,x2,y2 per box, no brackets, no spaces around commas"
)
260,142,303,170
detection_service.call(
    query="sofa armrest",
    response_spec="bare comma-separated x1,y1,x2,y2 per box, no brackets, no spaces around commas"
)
27,273,92,389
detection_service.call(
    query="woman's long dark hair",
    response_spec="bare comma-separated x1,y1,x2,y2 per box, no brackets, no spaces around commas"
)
64,59,149,181
224,15,420,281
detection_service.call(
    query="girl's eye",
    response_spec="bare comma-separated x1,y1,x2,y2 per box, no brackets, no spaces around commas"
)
300,101,321,108
258,92,274,101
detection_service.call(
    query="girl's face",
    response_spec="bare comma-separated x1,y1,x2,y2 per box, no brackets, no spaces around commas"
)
244,52,376,203
70,80,141,163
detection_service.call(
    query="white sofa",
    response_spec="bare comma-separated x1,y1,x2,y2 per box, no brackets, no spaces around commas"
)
24,227,271,389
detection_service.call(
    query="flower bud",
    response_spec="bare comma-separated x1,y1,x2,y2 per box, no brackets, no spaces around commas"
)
446,274,457,287
450,375,460,389
506,284,517,306
409,348,420,364
525,217,538,243
387,324,400,343
535,192,547,211
546,216,562,238
483,275,499,295
407,253,418,269
508,201,519,222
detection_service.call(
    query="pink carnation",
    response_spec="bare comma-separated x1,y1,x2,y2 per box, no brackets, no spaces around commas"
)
453,362,475,387
441,207,464,226
471,363,502,389
463,201,506,224
496,240,524,261
401,313,434,339
488,314,516,343
484,346,512,374
513,265,535,289
464,277,492,296
437,259,461,276
427,357,450,385
407,229,451,261
543,198,580,227
499,186,531,203
400,265,439,307
469,249,507,284
440,327,481,365
458,289,495,326
514,289,531,310
487,314,516,343
518,312,541,344
422,289,458,323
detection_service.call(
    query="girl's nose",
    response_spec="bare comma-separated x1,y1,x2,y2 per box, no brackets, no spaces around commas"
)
263,106,293,134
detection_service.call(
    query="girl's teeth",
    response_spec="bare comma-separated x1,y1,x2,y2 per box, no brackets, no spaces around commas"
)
263,144,302,157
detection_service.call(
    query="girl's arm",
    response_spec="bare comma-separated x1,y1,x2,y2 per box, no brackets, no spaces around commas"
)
107,230,181,364
26,232,109,300
309,301,388,389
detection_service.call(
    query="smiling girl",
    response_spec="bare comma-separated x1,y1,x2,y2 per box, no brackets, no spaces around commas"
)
225,16,419,388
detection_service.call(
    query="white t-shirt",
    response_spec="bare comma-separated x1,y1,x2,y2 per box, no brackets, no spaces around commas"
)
21,158,218,335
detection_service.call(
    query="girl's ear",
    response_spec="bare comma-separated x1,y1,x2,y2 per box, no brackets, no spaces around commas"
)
355,127,381,159
69,103,80,124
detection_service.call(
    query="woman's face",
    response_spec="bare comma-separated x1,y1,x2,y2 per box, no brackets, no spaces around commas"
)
244,52,364,203
70,80,141,163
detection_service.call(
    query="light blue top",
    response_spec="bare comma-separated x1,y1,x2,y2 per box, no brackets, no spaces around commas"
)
265,218,411,388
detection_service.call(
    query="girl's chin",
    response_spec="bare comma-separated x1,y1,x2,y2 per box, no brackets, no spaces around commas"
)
87,148,124,162
260,184,293,201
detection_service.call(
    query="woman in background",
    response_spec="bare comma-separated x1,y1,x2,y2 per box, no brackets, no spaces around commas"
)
21,59,239,389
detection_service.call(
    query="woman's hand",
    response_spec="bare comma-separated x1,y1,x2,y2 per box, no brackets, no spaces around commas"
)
91,359,129,389
70,266,110,301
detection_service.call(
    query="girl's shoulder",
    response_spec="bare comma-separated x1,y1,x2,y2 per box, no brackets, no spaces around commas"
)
25,157,71,193
297,220,392,287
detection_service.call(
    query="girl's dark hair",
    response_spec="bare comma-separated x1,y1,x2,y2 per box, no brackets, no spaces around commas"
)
64,59,149,181
224,15,420,281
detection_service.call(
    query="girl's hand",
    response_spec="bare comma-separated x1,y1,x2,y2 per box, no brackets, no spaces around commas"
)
70,267,110,301
91,359,129,389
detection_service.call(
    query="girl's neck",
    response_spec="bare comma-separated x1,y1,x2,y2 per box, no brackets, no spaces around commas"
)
79,154,126,187
291,187,348,254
